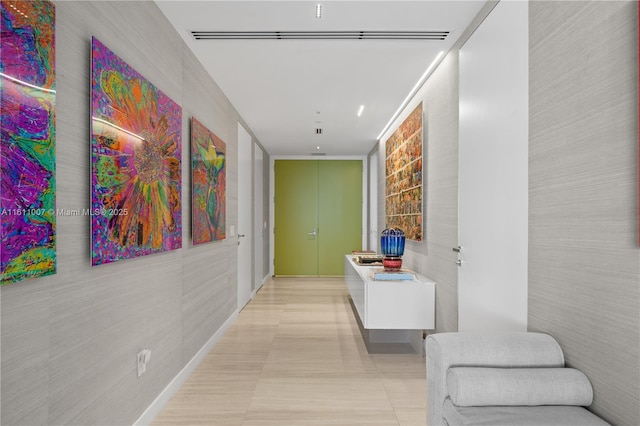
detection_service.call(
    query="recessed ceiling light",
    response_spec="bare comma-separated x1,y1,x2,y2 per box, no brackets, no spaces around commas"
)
315,4,322,19
357,105,365,117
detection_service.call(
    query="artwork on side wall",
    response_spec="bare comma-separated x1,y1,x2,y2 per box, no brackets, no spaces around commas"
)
384,102,424,242
191,117,226,244
90,37,182,266
1,0,56,285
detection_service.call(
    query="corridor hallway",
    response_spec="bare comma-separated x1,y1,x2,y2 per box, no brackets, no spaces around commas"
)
153,277,427,425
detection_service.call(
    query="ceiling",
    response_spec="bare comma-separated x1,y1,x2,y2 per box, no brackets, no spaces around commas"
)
155,1,487,156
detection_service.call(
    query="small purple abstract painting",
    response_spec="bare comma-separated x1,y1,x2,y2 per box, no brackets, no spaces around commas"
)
1,0,56,285
91,37,182,266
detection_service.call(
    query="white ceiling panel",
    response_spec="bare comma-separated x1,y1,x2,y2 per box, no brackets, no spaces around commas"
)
155,0,487,155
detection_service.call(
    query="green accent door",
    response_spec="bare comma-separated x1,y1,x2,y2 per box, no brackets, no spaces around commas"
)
274,160,319,275
274,160,362,276
318,160,362,274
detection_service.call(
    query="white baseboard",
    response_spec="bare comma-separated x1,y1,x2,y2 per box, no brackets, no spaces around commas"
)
251,274,271,298
261,274,271,287
133,310,239,426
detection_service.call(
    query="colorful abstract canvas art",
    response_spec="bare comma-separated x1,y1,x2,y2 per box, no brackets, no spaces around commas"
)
191,118,226,244
1,0,56,285
91,37,182,266
385,103,423,241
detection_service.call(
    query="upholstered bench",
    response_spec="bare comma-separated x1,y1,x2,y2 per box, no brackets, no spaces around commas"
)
426,332,610,426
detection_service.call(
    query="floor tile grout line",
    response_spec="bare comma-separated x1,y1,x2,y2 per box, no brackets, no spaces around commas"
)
153,276,426,425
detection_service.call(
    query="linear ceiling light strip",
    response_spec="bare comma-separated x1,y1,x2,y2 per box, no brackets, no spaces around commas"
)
377,51,445,141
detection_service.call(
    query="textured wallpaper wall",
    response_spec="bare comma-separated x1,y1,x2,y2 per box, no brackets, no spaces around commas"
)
376,50,461,335
0,1,265,425
529,1,639,425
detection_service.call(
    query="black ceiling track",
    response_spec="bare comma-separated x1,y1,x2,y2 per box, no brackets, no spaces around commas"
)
191,30,449,41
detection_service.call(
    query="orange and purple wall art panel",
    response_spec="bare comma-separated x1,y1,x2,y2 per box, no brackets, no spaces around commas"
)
91,37,182,266
191,118,226,245
385,103,423,242
1,0,56,285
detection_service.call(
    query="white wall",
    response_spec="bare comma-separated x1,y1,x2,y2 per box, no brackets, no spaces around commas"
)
457,0,529,331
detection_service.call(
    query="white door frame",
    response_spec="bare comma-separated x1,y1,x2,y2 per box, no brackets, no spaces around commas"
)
368,150,379,251
237,123,253,310
253,143,266,293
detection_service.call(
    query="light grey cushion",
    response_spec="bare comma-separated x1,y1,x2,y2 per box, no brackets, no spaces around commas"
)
447,367,593,407
443,397,611,426
426,332,565,426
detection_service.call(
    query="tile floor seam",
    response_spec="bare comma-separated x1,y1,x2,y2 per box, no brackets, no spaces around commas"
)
154,277,427,425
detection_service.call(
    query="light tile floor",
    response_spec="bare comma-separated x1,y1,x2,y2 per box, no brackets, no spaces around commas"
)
153,277,427,425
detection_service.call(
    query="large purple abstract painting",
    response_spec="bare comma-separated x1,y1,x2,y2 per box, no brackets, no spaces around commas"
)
91,37,182,266
191,117,226,245
1,0,56,285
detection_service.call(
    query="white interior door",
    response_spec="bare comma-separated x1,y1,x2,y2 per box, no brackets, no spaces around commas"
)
457,0,528,331
253,143,264,291
237,123,252,310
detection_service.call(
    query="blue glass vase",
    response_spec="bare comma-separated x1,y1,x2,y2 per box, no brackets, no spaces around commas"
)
381,228,405,257
380,228,405,271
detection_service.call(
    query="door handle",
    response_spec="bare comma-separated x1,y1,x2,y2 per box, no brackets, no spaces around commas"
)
307,229,317,238
454,246,462,265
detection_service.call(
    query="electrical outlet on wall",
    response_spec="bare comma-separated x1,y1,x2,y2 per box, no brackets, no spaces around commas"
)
137,349,151,377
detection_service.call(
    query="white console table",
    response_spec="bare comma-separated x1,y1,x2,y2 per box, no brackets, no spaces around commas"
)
344,255,435,352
